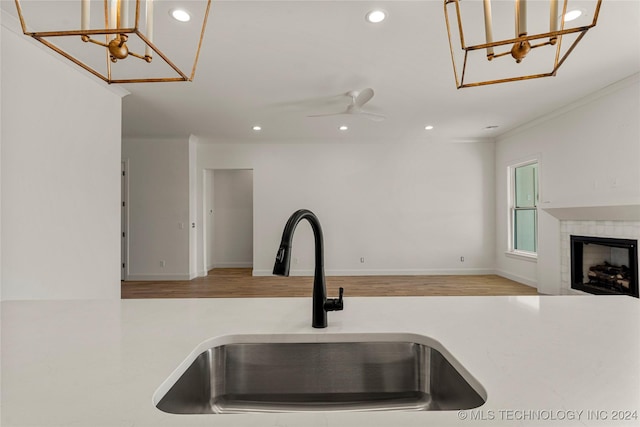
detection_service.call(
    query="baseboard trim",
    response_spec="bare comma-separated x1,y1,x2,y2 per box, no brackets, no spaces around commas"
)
126,274,193,281
495,270,538,288
213,262,253,269
253,268,496,277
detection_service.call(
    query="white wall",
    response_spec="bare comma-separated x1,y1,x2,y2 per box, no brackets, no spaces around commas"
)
212,169,253,268
1,23,123,300
195,139,496,276
495,74,640,294
122,137,191,280
0,10,3,301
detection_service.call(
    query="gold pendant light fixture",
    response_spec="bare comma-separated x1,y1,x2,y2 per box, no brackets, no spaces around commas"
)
444,0,601,88
14,0,211,84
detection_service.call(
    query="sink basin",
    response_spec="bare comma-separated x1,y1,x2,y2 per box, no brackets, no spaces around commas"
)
154,334,486,414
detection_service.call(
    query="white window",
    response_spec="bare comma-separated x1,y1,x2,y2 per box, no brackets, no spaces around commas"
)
509,160,538,257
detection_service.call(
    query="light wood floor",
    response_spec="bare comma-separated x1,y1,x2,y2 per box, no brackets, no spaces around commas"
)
121,268,538,299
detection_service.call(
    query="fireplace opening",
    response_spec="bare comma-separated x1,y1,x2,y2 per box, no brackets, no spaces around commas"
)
571,235,639,298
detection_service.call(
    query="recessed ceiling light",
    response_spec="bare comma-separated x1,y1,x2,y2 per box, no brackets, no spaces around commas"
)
170,9,191,22
563,9,583,22
339,125,349,131
366,10,387,24
252,125,262,131
424,125,434,130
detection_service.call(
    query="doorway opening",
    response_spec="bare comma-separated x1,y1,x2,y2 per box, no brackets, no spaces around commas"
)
204,169,254,274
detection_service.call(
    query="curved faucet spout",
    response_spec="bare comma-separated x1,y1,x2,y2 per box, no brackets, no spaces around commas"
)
273,209,343,328
273,209,323,278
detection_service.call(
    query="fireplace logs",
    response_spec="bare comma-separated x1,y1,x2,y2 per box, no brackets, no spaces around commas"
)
587,262,631,290
571,235,639,298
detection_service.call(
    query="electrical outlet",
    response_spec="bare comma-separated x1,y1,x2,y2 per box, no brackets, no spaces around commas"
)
293,257,299,265
460,256,465,262
160,260,166,267
360,257,365,263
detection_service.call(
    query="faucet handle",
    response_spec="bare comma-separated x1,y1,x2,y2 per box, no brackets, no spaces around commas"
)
324,287,344,312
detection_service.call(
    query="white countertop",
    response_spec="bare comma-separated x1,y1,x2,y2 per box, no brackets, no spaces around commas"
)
1,295,639,426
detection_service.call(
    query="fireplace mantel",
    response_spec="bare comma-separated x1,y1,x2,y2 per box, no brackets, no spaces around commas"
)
542,203,640,221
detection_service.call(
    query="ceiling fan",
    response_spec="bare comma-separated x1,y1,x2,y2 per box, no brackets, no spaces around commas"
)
307,88,385,122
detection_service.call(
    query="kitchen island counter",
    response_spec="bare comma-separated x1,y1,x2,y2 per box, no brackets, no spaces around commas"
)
2,295,639,426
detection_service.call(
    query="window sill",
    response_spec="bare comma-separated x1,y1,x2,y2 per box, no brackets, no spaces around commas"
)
505,251,538,262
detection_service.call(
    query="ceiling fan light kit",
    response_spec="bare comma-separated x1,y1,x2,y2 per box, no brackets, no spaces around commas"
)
307,88,386,122
444,0,601,88
13,0,211,84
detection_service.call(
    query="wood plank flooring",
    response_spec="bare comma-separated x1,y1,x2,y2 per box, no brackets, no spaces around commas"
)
121,268,538,299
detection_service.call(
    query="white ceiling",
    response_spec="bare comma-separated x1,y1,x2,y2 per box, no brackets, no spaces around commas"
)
6,1,640,142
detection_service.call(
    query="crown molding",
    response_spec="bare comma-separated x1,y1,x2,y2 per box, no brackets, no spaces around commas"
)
497,73,640,142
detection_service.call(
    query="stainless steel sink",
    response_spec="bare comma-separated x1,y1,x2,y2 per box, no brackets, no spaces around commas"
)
155,335,486,414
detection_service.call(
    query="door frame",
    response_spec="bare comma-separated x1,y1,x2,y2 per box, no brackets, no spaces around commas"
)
121,159,130,281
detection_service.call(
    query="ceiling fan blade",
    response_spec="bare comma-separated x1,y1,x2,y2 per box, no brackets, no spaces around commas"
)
272,94,345,110
307,112,348,118
357,111,386,122
355,88,374,108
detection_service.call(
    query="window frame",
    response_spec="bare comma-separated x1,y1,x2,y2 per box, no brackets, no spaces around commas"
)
507,158,539,260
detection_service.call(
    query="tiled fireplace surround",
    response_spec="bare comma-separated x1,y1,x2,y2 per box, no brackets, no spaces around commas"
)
560,220,640,295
